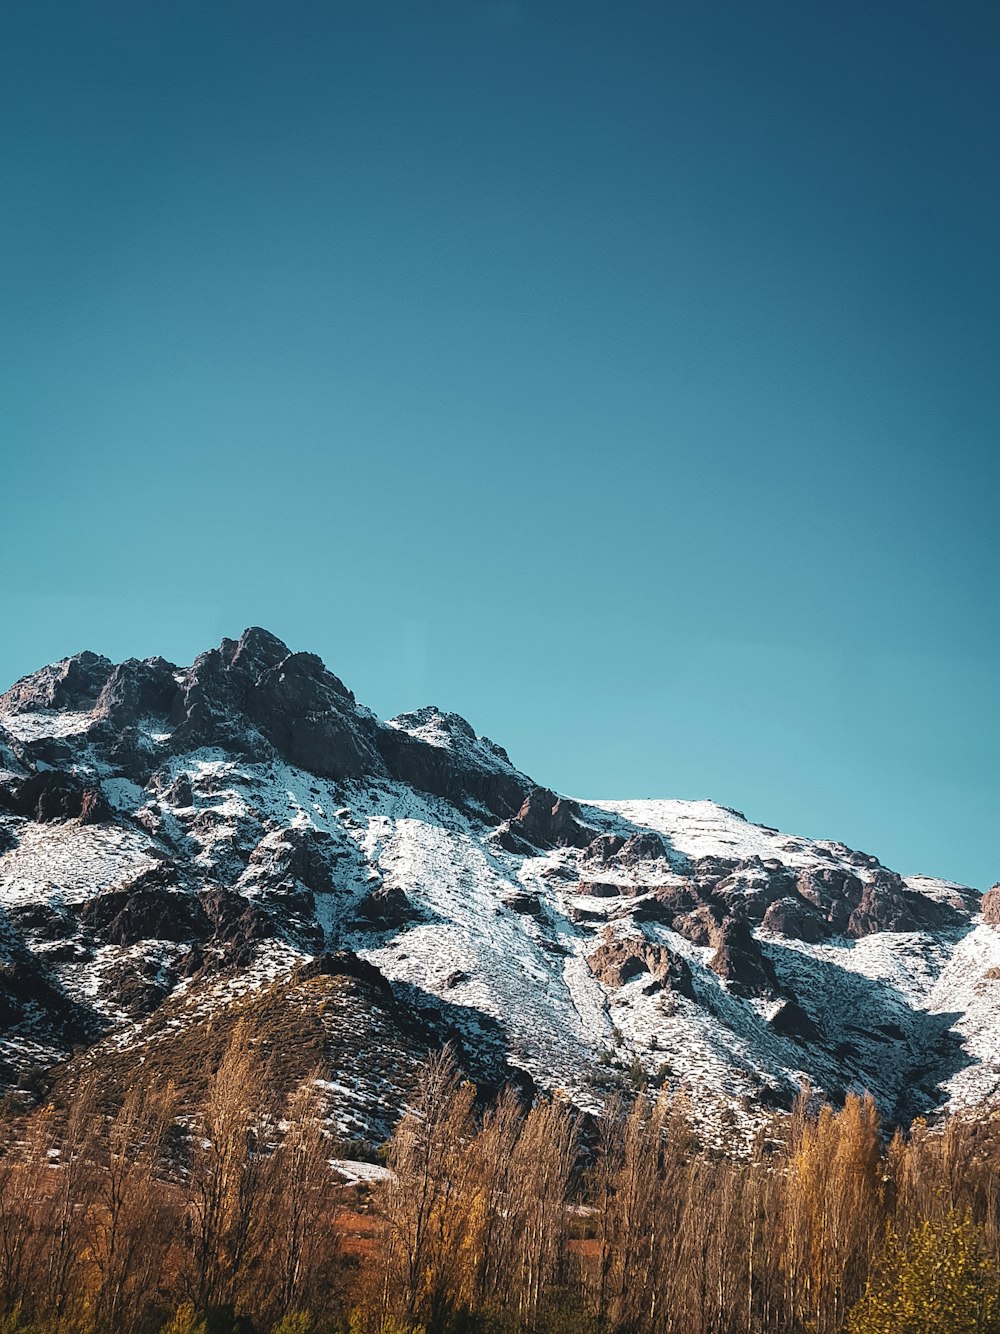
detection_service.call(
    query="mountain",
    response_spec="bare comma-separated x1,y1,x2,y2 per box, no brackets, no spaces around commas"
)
0,626,997,1141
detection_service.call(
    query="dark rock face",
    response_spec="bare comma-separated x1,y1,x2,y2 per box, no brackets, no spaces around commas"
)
576,880,623,898
0,956,93,1045
689,855,742,886
847,870,915,938
902,891,966,930
353,886,418,931
249,651,383,779
761,896,828,943
0,651,114,714
78,787,112,825
769,999,823,1043
100,960,172,1018
165,627,386,780
582,831,668,867
587,931,694,998
1,771,108,824
7,900,74,942
503,891,542,915
196,888,279,968
293,950,397,1001
708,915,778,997
508,788,594,850
79,880,210,947
92,656,180,731
375,714,528,823
244,827,338,896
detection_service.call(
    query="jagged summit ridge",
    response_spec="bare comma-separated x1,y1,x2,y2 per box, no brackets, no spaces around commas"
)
0,628,996,1140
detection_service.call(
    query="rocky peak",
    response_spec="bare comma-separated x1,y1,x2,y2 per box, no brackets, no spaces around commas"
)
93,656,180,730
0,650,114,715
219,626,291,678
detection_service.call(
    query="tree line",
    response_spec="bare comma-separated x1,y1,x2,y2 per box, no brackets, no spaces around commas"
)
2,1027,1000,1334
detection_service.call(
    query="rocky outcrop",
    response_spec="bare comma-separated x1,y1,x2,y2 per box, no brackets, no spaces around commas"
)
166,628,386,780
981,885,1000,926
847,870,915,938
171,887,300,973
795,867,864,933
503,891,543,915
672,902,724,946
79,883,210,947
0,650,113,714
76,864,205,946
293,949,397,1001
582,831,670,866
506,787,595,849
376,710,529,822
761,896,827,942
92,656,180,730
711,857,796,920
0,770,109,824
353,886,418,931
587,930,694,997
708,914,778,997
242,826,339,896
631,886,696,925
78,787,112,825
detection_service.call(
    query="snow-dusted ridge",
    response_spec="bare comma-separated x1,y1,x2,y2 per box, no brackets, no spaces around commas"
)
0,627,996,1139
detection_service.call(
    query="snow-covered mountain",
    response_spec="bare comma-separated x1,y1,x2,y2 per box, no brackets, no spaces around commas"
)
1,627,997,1139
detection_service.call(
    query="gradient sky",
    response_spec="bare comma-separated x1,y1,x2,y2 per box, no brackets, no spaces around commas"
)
2,1,998,887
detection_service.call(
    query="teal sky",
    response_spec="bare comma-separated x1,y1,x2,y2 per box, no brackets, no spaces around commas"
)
2,2,997,887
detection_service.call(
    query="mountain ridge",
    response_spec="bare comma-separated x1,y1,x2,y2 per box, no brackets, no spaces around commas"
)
0,627,997,1142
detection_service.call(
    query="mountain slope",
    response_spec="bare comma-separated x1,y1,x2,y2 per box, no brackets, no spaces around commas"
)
0,627,996,1138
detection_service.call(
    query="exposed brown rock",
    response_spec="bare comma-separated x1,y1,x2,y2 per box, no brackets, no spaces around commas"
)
509,787,595,849
981,885,1000,926
503,891,543,915
0,650,114,714
707,915,778,997
847,870,916,938
587,929,694,997
78,787,112,825
672,902,724,946
761,896,828,942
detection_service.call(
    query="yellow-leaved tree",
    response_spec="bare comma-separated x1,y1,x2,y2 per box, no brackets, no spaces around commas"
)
848,1212,1000,1334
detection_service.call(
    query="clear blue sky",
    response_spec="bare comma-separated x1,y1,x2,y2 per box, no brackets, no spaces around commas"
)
2,2,997,887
